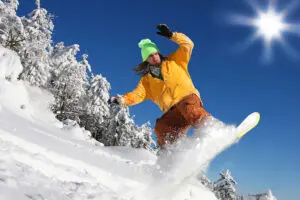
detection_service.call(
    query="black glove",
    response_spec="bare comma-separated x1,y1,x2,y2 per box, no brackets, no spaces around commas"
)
108,96,122,105
156,24,173,39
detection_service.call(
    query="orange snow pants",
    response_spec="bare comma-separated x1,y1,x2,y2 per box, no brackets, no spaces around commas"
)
155,94,210,147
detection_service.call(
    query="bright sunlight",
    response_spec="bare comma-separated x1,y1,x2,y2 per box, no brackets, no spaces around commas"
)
228,0,300,62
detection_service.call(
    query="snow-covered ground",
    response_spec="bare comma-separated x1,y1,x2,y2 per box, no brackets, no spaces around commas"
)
0,47,243,200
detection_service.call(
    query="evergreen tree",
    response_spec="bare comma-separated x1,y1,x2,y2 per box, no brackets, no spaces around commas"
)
102,105,154,148
263,190,277,200
35,0,40,9
214,169,238,200
82,74,111,139
198,173,214,191
86,74,110,122
246,190,277,200
3,0,18,10
18,6,54,87
49,42,90,123
0,0,24,51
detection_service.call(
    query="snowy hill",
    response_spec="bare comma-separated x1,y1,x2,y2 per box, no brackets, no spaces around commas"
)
0,46,221,200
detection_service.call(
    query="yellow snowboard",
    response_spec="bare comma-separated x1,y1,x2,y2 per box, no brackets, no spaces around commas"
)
237,112,260,139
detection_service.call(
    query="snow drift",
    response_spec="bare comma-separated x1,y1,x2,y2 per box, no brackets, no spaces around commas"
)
0,46,23,81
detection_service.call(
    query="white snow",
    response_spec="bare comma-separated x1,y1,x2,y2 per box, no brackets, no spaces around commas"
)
0,46,23,81
0,46,247,200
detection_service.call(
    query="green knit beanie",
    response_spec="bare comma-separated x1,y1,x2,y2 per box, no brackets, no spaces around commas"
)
138,39,160,61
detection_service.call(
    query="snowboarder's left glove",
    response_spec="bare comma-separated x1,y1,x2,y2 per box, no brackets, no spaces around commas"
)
108,96,124,106
156,24,173,39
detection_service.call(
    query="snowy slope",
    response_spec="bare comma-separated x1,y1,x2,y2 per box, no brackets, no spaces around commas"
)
0,47,239,200
0,81,155,199
0,78,218,200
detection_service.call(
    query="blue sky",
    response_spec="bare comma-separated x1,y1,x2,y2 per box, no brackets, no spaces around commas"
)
18,0,300,199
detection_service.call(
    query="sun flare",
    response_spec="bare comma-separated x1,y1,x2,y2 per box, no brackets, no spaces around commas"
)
254,10,287,43
228,0,300,62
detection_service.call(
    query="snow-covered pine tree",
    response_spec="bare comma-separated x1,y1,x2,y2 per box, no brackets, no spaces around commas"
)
83,74,111,139
132,121,154,149
86,74,110,119
245,190,277,200
79,73,154,149
49,42,90,123
263,190,277,200
3,0,18,10
214,169,238,200
0,0,24,51
35,0,40,9
102,105,154,148
18,5,53,87
198,173,214,191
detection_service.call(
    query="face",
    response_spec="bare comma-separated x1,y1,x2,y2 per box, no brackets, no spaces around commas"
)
146,52,161,65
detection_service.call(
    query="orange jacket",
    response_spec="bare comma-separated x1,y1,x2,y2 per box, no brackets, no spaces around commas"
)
122,32,201,113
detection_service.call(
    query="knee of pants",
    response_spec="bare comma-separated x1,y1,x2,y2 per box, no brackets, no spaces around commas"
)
155,120,178,146
187,107,210,125
155,118,178,134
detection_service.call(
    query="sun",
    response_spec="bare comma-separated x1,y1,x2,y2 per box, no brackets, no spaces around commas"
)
254,9,287,44
228,0,300,62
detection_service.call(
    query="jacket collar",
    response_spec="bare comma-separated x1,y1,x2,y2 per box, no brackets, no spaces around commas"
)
137,54,167,76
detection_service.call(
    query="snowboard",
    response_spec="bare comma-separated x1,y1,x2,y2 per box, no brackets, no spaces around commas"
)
181,112,261,181
142,112,261,200
237,112,260,139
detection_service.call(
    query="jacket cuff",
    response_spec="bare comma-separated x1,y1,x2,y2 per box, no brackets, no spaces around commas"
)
118,95,127,107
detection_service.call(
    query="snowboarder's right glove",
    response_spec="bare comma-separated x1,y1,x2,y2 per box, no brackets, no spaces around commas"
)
156,24,173,39
108,96,124,106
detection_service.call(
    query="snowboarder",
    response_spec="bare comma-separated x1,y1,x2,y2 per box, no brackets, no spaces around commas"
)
109,24,210,148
